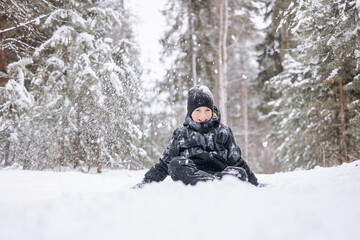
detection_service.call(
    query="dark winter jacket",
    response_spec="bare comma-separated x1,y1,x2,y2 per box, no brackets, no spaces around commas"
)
144,107,258,185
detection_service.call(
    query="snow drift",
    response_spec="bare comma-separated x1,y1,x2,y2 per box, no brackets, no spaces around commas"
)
0,161,359,240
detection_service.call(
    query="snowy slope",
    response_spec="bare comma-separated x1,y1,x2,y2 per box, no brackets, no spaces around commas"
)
0,161,359,240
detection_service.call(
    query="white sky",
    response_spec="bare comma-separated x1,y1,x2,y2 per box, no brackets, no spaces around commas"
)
126,0,168,88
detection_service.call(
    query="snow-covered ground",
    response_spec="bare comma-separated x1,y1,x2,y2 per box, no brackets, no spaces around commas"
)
0,161,359,240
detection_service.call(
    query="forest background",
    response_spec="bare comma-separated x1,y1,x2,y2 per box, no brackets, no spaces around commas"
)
1,0,359,174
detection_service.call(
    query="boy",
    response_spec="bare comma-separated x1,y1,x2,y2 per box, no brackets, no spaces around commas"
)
138,85,258,187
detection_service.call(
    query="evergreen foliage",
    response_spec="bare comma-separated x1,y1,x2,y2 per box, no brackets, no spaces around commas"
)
2,0,358,173
256,0,289,89
264,0,360,169
0,0,52,61
0,0,150,171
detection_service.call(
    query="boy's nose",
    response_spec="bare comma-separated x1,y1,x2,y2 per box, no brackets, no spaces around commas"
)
199,114,207,120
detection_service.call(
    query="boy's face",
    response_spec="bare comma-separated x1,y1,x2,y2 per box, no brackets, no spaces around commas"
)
191,106,212,123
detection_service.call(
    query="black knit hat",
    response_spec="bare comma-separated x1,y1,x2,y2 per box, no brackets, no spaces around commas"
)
187,85,214,116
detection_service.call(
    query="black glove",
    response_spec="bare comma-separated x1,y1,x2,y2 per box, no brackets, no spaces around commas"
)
192,152,211,161
192,152,227,170
131,180,146,189
248,173,258,186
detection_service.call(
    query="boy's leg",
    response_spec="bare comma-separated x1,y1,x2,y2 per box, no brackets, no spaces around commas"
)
168,156,215,185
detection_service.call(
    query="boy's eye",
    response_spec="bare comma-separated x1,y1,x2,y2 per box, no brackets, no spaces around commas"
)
206,109,211,112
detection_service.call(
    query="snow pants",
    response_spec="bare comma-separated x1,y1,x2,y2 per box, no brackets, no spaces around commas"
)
168,156,248,185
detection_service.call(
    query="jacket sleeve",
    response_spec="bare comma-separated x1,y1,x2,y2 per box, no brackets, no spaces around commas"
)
143,129,180,183
225,127,258,186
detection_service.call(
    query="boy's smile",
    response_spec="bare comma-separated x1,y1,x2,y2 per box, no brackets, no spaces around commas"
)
191,106,212,123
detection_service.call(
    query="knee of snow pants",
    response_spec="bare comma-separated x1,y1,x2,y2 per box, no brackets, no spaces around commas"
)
168,156,215,185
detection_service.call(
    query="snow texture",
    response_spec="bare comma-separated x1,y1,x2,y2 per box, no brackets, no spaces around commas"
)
5,80,34,109
189,85,214,105
0,161,359,240
198,85,213,99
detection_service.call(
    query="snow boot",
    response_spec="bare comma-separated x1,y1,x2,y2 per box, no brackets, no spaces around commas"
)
216,166,248,182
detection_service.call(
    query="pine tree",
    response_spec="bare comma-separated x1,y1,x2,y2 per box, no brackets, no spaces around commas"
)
1,0,150,170
0,58,34,168
256,0,289,88
264,0,360,170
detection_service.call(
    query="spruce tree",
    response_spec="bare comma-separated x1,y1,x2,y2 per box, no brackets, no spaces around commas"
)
0,0,150,170
264,0,360,169
0,58,34,168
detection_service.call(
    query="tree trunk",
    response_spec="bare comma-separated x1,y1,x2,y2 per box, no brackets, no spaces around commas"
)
188,0,197,86
0,13,9,86
59,0,72,167
4,138,10,167
177,73,183,126
222,0,228,124
213,2,221,106
0,39,9,85
169,66,174,103
96,137,102,173
74,98,82,168
218,0,224,122
356,29,360,49
338,79,348,163
60,88,66,167
0,47,7,73
217,0,228,124
279,13,291,57
240,75,248,160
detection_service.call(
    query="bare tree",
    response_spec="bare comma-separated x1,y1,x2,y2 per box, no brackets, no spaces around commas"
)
217,0,228,124
240,74,248,160
188,0,197,86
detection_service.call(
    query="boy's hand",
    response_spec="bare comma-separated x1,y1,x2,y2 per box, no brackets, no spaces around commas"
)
248,173,259,186
192,152,211,161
